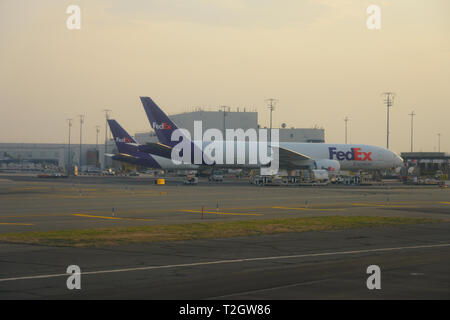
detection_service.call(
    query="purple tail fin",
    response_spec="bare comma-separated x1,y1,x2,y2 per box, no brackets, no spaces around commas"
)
139,96,211,165
107,119,138,154
140,97,180,148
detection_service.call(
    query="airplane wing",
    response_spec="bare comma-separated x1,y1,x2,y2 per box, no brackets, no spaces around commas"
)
139,142,172,158
272,146,312,169
106,153,140,160
105,153,117,158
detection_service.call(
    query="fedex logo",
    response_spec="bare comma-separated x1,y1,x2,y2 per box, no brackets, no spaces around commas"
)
115,137,132,143
152,122,172,130
329,147,372,161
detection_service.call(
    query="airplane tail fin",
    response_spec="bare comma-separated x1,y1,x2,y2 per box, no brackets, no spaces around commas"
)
139,96,212,165
140,97,180,148
107,119,138,154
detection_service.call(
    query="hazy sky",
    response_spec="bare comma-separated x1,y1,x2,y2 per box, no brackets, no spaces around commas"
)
1,0,449,154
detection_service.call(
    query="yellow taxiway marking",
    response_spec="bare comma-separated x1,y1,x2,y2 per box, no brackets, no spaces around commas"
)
1,195,97,200
0,214,69,218
0,209,178,219
272,206,346,211
352,203,417,208
10,187,50,191
72,214,153,221
441,202,450,205
0,223,33,226
181,210,263,216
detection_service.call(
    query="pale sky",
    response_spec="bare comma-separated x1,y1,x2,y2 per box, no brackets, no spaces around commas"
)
0,0,449,154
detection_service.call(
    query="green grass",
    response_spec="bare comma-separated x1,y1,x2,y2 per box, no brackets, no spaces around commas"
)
0,216,441,247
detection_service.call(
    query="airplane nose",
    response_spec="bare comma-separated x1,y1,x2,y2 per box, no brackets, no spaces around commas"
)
394,154,404,167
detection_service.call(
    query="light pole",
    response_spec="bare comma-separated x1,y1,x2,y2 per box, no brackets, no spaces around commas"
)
266,98,278,143
95,125,100,150
78,115,85,171
438,133,441,152
382,92,395,149
67,119,72,175
409,111,415,152
95,125,101,168
220,106,227,138
344,116,350,144
103,109,111,169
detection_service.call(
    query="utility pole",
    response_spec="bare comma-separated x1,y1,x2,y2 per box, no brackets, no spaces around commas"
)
78,115,85,171
103,109,111,169
266,98,278,143
382,92,395,149
344,116,350,144
408,111,416,152
67,119,72,175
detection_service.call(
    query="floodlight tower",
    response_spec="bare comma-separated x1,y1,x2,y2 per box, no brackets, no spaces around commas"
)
266,98,278,143
438,133,441,152
408,111,416,152
78,114,85,170
66,118,72,174
344,116,350,144
103,109,111,169
220,106,228,137
382,92,395,149
95,125,100,150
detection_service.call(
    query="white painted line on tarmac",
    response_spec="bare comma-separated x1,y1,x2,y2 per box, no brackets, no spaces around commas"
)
208,279,330,300
0,243,449,283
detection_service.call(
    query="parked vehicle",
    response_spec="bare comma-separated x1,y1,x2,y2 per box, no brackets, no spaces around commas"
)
208,171,224,182
102,169,115,176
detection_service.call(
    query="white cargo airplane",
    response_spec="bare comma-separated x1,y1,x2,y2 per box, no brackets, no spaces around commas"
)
136,97,404,173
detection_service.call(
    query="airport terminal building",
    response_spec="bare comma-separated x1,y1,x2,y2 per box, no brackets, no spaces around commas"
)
135,108,325,144
0,142,115,172
401,152,450,176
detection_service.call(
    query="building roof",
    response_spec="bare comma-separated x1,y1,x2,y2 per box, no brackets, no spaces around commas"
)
401,152,450,160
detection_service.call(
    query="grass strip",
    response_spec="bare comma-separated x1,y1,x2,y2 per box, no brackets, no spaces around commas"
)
0,216,441,247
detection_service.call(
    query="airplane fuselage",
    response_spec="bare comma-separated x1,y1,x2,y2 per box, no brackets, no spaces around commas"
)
146,141,403,171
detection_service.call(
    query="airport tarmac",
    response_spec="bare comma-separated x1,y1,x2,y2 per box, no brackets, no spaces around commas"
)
0,224,449,299
0,174,449,233
0,174,449,299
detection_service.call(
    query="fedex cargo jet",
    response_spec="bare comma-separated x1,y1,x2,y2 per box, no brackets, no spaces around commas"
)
139,97,404,172
107,119,198,170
